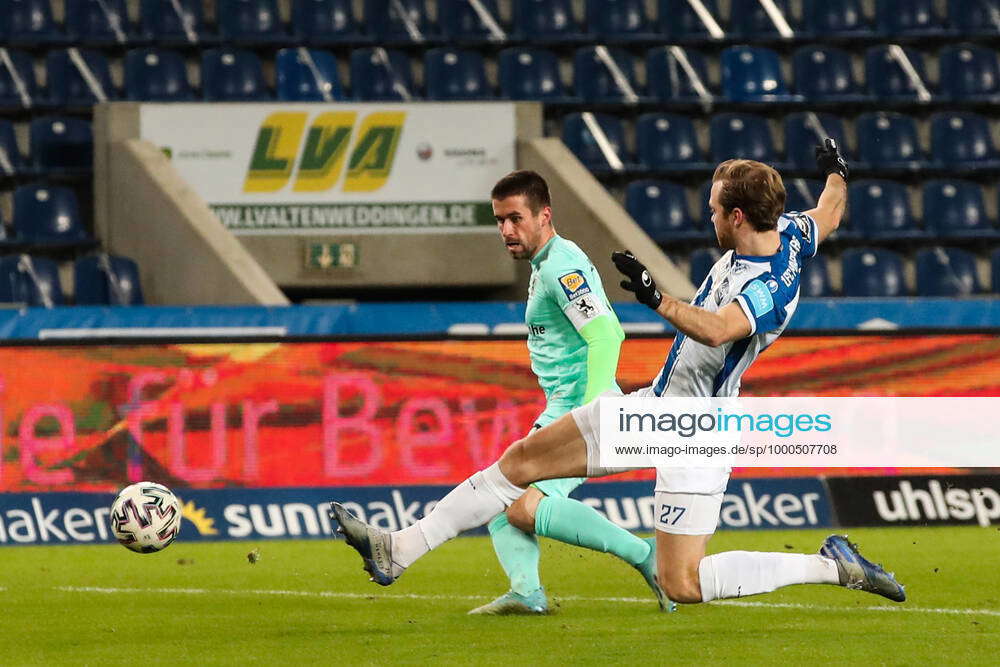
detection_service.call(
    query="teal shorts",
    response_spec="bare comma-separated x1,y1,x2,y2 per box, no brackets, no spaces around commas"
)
529,403,586,498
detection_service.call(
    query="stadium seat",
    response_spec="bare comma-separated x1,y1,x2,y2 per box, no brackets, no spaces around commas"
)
729,0,795,38
939,44,1000,101
12,183,92,246
217,0,286,42
923,180,997,238
498,48,567,101
721,46,795,102
645,46,714,102
74,254,144,305
784,113,850,172
291,0,362,44
29,116,93,173
841,248,906,297
0,120,27,177
850,180,923,240
0,49,41,109
792,46,867,103
124,48,194,101
949,0,1000,38
916,247,981,296
875,0,946,36
586,0,658,41
139,0,209,44
626,180,703,242
799,254,832,297
439,0,504,42
349,48,415,101
46,49,118,106
562,112,630,171
865,45,932,101
698,179,713,225
0,254,64,307
424,48,491,100
201,48,270,101
992,248,1000,293
801,0,873,38
0,0,64,45
512,0,583,42
929,112,1000,171
856,112,924,171
689,247,722,286
276,48,344,101
784,178,824,214
364,0,434,43
65,0,133,45
657,0,721,42
573,46,640,102
709,113,776,165
635,113,708,171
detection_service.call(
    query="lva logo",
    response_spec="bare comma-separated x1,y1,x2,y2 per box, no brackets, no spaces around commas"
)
828,475,1000,528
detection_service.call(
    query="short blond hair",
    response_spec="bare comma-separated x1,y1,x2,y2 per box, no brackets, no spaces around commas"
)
712,159,785,231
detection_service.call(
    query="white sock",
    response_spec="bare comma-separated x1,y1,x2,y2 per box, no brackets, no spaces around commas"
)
392,462,526,570
698,551,840,602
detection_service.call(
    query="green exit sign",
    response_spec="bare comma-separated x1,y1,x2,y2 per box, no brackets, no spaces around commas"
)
306,242,358,269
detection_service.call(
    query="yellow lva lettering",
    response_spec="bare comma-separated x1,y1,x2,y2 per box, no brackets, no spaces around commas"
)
293,111,357,192
244,112,308,192
343,112,405,192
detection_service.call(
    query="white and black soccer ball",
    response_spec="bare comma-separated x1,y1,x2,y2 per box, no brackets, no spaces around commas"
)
110,482,182,554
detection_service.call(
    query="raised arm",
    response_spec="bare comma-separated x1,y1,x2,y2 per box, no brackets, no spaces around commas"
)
807,139,849,244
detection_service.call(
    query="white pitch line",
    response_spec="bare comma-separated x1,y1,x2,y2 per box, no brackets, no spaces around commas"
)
53,586,1000,618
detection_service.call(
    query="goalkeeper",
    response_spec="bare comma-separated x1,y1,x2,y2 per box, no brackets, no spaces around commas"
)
469,170,671,615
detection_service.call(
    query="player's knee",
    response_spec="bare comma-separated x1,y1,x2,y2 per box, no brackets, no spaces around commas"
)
506,497,535,533
658,562,703,604
498,436,536,487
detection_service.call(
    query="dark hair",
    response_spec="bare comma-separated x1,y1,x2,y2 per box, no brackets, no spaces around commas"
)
712,159,785,232
490,170,551,214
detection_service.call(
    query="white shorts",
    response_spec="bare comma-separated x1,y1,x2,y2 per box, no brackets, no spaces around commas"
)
653,491,724,535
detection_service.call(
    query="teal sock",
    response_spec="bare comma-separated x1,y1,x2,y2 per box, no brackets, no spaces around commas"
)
534,496,651,567
487,513,542,596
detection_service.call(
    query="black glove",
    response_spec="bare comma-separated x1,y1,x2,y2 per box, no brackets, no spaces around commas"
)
814,137,849,182
612,251,662,310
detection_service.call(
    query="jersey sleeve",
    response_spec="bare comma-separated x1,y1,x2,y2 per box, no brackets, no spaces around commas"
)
734,276,790,336
539,263,613,332
784,212,819,259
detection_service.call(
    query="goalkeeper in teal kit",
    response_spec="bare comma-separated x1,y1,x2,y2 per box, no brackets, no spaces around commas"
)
469,170,671,615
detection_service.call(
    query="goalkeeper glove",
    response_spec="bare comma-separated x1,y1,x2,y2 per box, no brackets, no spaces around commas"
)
612,251,662,310
815,137,849,182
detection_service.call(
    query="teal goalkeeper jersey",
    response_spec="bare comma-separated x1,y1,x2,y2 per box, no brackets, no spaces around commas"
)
525,236,624,410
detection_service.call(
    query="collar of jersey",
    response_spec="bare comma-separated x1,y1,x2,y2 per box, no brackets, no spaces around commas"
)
733,243,782,263
530,235,559,268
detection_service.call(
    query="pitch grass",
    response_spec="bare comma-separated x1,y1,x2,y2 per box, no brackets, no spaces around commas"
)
2,526,998,665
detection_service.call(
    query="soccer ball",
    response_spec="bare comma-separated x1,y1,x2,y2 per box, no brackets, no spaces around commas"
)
110,482,182,553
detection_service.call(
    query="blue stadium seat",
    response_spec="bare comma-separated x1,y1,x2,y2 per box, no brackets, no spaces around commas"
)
721,46,795,102
841,248,907,297
424,48,491,100
698,179,713,226
512,0,583,42
645,46,713,102
635,113,708,171
949,0,1000,38
0,49,41,109
784,178,824,213
139,0,209,44
916,247,981,296
801,0,873,38
201,48,270,101
865,45,932,101
291,0,361,44
562,112,630,171
0,0,64,45
939,44,1000,102
626,180,703,242
657,0,721,42
364,0,434,43
709,113,776,164
930,112,1000,171
498,48,567,101
74,254,145,305
124,48,193,101
46,49,118,106
856,112,924,170
876,0,946,36
0,254,64,307
217,0,286,42
784,113,850,172
992,247,1000,293
12,183,92,246
349,48,415,100
850,180,923,240
792,46,867,103
439,0,504,42
729,0,795,38
276,48,344,101
65,0,133,45
922,180,997,238
0,120,27,177
29,116,93,173
586,0,658,41
800,254,832,297
689,247,722,286
574,46,639,102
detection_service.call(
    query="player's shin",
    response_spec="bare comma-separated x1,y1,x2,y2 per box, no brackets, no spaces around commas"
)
697,551,840,602
488,513,542,596
534,496,650,567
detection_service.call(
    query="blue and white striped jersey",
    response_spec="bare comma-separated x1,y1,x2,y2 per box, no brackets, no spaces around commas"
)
650,212,819,398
